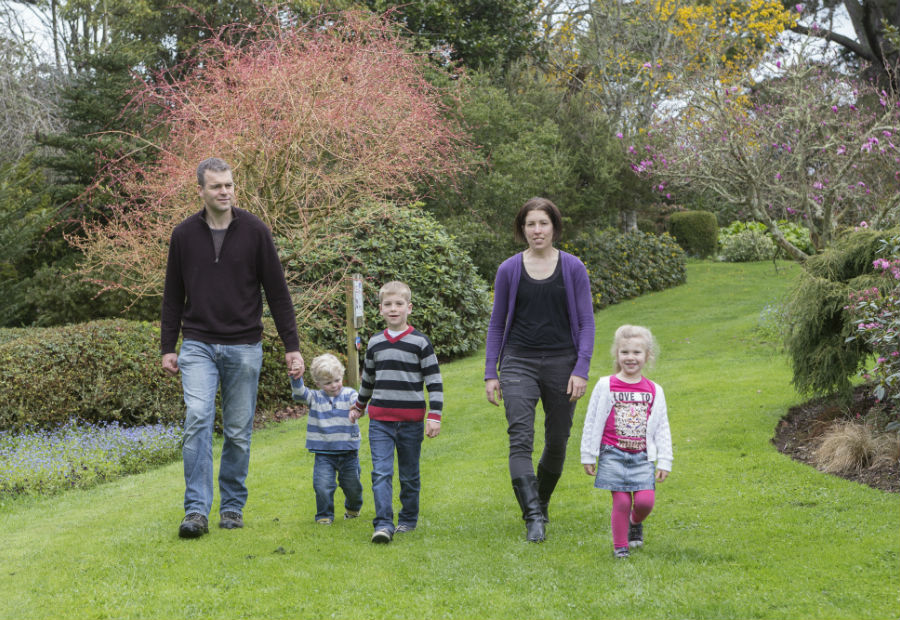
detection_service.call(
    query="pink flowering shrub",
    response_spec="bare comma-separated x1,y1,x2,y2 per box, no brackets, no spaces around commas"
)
846,234,900,407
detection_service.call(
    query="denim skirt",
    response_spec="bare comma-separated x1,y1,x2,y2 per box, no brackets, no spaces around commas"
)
593,445,656,492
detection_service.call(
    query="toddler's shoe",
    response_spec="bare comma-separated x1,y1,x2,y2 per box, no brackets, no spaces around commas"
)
628,520,643,548
371,529,392,544
316,517,333,525
344,510,360,520
613,546,630,559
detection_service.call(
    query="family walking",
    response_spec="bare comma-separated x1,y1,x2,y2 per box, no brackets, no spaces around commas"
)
161,157,672,558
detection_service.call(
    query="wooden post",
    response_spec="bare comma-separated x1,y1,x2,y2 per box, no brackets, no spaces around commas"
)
346,274,364,388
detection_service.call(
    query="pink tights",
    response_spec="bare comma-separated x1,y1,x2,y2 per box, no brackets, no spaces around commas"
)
610,490,655,548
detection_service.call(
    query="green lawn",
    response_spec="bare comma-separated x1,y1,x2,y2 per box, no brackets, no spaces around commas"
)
1,260,897,619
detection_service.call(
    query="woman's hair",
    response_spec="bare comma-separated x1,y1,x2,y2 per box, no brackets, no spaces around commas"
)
610,324,658,372
514,197,562,244
310,353,345,385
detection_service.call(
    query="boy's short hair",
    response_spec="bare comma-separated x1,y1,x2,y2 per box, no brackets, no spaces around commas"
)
197,157,231,186
310,353,345,385
378,281,411,303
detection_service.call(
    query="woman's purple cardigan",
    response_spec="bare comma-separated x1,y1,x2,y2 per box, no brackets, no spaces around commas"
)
484,250,595,381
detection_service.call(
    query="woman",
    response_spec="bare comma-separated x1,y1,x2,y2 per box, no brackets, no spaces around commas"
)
485,197,595,543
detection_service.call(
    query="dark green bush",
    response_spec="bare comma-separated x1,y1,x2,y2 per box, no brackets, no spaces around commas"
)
785,227,899,397
0,319,317,431
669,210,718,258
562,229,686,309
281,204,491,360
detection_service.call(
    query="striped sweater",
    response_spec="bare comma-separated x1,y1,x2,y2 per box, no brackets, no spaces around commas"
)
355,326,443,423
290,378,360,452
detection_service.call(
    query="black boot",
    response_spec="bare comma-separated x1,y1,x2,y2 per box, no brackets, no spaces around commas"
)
512,475,545,543
536,464,562,524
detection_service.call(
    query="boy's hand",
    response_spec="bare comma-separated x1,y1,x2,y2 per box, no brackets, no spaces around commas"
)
425,420,440,438
583,463,596,476
656,469,669,482
348,406,363,423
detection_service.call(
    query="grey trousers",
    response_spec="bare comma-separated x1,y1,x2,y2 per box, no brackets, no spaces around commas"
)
499,349,578,480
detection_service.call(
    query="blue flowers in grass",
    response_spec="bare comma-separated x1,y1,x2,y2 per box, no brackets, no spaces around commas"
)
0,420,182,496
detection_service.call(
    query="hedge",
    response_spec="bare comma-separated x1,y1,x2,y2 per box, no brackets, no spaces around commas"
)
669,210,718,258
562,229,686,310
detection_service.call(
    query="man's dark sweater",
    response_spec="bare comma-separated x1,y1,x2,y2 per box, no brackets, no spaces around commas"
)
160,207,299,354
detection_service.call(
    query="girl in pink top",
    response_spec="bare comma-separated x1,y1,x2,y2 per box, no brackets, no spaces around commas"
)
580,325,673,559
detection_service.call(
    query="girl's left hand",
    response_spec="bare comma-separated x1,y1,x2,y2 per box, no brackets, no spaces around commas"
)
656,469,669,482
567,375,587,402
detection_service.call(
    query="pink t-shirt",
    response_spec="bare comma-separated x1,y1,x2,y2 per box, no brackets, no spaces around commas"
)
601,376,655,452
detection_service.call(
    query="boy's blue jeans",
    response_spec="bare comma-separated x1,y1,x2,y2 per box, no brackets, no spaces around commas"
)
312,451,363,521
368,419,424,533
178,340,262,517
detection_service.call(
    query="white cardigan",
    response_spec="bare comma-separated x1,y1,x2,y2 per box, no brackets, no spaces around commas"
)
580,376,673,472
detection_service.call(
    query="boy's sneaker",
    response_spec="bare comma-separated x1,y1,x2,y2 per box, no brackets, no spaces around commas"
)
613,546,630,559
628,520,644,548
343,510,360,520
395,524,416,533
371,529,392,544
316,517,333,525
219,511,243,529
178,512,209,538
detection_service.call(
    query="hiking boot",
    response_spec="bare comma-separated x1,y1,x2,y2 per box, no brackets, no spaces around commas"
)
219,511,244,529
371,529,392,544
178,512,208,538
343,510,360,520
395,524,416,533
613,546,630,559
628,520,644,548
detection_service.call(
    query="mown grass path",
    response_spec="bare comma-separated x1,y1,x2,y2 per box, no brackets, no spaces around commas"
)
1,261,897,619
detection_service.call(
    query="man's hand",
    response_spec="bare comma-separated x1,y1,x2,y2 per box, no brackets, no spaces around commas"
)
162,353,179,376
485,379,502,406
286,351,305,379
425,420,441,438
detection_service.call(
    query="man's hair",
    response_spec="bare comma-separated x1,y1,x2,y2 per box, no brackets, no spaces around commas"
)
514,197,563,244
197,157,232,186
378,281,411,303
310,353,345,385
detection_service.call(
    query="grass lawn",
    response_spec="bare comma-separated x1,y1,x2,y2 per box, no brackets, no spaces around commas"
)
1,260,897,619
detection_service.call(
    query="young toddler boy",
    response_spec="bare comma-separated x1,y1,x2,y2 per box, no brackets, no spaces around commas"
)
291,353,363,524
349,281,443,544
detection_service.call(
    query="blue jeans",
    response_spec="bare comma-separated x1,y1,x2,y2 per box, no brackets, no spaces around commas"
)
368,419,424,533
178,340,263,516
313,451,363,521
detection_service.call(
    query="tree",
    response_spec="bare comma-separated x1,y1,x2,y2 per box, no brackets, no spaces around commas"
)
73,11,471,320
626,42,900,259
786,0,900,88
364,0,541,68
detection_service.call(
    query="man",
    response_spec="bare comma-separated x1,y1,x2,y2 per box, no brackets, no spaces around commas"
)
161,157,304,539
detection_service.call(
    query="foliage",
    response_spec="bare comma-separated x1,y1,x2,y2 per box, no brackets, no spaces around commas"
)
0,319,313,431
365,0,541,68
423,64,621,280
281,204,491,360
845,233,900,404
719,219,814,257
561,229,686,310
784,227,898,397
668,210,718,258
74,11,471,324
719,229,777,262
0,420,182,496
628,43,900,259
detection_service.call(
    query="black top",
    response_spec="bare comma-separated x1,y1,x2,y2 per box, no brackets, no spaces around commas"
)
160,206,299,354
506,256,574,352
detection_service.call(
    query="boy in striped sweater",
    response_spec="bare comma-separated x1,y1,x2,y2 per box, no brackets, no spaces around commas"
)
349,281,443,544
291,353,363,525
